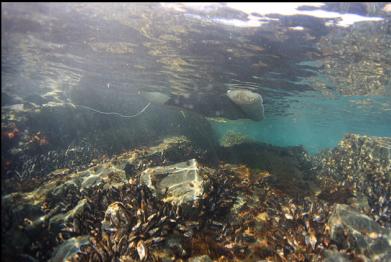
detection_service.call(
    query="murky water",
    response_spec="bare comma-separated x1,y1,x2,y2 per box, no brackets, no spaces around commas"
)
2,3,391,261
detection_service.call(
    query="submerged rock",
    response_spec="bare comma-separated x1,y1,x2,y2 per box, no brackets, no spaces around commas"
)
1,96,218,194
49,198,88,232
226,89,264,121
328,204,391,261
337,134,391,175
0,157,128,258
49,236,90,262
101,202,132,232
323,250,350,262
219,130,253,147
140,159,204,216
315,134,391,226
1,136,211,260
3,132,390,262
218,142,316,197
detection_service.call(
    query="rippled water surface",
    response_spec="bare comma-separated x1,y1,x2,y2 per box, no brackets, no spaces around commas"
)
2,3,390,153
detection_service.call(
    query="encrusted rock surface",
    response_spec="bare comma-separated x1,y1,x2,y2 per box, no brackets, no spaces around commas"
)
315,134,391,227
49,236,90,262
101,202,132,233
328,204,391,261
1,100,218,195
219,130,253,147
1,133,390,261
140,159,204,212
323,250,351,262
1,136,203,260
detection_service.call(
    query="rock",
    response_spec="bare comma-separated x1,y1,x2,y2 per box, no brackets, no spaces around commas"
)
166,235,188,257
188,255,213,262
1,136,212,260
141,136,202,165
323,250,350,262
315,134,391,226
1,92,24,106
124,163,136,178
49,199,88,232
347,193,370,214
140,159,204,216
219,130,253,147
337,134,391,175
101,202,132,233
2,95,218,193
49,236,90,262
226,89,264,121
218,142,315,197
20,97,217,155
1,136,205,245
140,91,170,105
328,204,391,261
0,154,129,258
1,193,45,254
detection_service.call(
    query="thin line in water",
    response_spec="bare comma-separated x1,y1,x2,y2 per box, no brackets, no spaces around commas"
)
74,102,151,118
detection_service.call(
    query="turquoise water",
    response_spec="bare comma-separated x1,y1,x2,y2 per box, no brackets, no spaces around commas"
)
212,92,391,154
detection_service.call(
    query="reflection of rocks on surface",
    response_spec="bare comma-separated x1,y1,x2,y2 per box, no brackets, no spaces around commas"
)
88,42,136,54
319,19,391,95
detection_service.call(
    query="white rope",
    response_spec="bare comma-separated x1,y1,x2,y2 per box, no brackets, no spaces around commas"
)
74,102,151,118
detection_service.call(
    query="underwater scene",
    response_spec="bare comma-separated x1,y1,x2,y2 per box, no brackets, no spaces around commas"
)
1,2,391,261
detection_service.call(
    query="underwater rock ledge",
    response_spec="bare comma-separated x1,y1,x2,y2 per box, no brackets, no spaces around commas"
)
314,133,391,227
1,102,219,194
1,133,390,261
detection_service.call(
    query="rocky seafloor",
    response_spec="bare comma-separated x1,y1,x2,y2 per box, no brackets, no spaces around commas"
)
1,132,390,262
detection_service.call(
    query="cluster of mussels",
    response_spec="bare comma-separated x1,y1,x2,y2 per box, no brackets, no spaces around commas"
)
2,139,104,194
75,183,180,261
15,162,360,261
19,166,238,261
202,161,389,261
312,134,391,228
202,166,334,261
6,135,390,261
